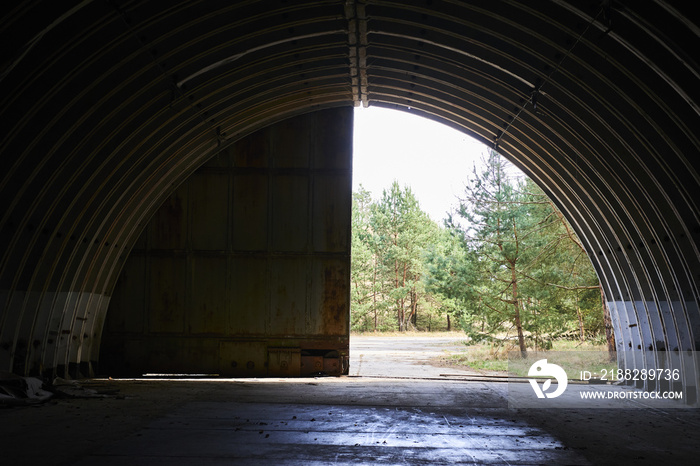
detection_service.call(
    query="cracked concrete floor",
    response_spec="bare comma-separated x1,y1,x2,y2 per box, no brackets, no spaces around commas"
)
1,335,699,465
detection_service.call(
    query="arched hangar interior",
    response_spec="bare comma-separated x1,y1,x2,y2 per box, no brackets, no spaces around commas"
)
1,1,698,396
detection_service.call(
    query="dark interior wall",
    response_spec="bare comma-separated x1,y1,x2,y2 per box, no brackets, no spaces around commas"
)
101,108,352,376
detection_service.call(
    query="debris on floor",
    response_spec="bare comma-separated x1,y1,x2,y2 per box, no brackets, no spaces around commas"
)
0,371,53,406
51,378,122,399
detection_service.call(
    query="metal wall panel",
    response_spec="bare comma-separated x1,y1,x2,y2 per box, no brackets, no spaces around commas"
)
103,108,352,376
148,256,186,334
229,257,268,335
189,256,228,335
108,256,146,334
233,129,270,169
312,105,354,170
313,174,351,253
148,185,188,250
190,173,229,251
232,174,268,251
272,114,310,169
271,175,309,252
219,341,269,377
268,347,302,377
308,257,349,336
269,257,309,335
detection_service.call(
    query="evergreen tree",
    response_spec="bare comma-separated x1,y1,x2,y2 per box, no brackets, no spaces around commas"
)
370,181,436,331
427,150,607,353
350,186,378,331
350,152,608,348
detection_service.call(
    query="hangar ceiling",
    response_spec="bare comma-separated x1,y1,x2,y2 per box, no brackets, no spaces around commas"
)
0,1,699,385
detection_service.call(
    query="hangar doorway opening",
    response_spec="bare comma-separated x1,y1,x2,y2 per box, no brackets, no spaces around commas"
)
101,105,610,379
349,107,613,377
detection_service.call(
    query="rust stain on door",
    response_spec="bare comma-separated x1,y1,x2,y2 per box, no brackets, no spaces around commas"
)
321,263,348,335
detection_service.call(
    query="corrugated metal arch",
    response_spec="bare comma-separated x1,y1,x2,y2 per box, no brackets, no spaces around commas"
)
0,1,698,393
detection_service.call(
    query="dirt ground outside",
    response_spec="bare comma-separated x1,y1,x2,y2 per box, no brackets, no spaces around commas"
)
349,332,479,378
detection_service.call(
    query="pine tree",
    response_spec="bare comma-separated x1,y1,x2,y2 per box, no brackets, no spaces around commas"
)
350,186,378,331
427,150,608,353
370,181,436,331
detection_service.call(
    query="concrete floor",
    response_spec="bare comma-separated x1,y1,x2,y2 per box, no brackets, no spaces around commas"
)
2,336,699,465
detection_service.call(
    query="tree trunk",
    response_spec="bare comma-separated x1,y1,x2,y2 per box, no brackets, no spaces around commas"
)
372,257,378,331
394,257,402,331
576,306,585,342
447,314,451,332
409,288,418,329
511,265,527,357
401,263,408,331
576,289,585,342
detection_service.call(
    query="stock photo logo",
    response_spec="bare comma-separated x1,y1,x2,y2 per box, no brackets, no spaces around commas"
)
527,359,568,399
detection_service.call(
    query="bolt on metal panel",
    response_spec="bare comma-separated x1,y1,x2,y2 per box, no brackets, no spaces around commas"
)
268,347,302,377
219,341,269,377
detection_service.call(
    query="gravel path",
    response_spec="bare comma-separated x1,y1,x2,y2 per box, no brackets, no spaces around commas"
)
349,334,477,378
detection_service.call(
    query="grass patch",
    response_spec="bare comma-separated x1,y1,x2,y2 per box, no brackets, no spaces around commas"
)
351,330,467,338
507,350,617,379
444,339,613,375
448,354,509,372
549,340,609,351
442,343,510,373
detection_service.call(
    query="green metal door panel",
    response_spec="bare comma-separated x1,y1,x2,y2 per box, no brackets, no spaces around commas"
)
229,257,268,334
189,256,228,335
148,256,186,333
313,174,352,253
232,174,268,251
272,175,308,252
190,173,229,251
269,257,308,335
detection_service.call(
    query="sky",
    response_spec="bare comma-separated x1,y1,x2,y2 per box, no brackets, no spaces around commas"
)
352,106,488,223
